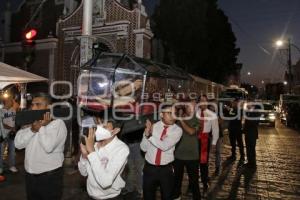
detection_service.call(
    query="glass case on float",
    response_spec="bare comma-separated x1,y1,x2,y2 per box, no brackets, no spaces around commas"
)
77,53,191,116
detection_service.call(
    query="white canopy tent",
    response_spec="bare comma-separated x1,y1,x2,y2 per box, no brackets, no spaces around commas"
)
0,82,16,90
0,62,48,109
0,62,48,90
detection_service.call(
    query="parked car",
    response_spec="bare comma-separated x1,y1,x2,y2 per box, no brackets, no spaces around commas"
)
281,102,300,128
279,94,300,128
256,103,276,127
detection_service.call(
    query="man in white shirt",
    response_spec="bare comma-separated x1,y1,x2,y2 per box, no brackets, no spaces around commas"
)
140,104,183,200
78,119,129,200
14,93,67,200
197,95,219,194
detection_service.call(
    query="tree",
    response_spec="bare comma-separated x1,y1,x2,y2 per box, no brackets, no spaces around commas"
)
152,0,240,83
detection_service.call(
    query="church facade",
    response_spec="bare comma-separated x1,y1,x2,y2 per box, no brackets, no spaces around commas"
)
1,0,153,91
56,0,153,89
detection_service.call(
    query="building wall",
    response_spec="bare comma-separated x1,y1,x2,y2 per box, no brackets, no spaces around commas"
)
292,60,300,94
265,83,284,100
292,60,300,85
1,38,58,80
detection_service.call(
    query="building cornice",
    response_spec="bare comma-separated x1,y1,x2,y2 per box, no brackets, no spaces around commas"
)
1,38,58,52
62,20,131,40
133,28,154,39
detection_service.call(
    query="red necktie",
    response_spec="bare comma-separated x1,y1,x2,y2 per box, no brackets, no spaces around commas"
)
198,110,205,139
155,125,168,165
198,110,209,164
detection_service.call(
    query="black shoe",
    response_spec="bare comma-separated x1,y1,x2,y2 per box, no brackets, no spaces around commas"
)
172,196,182,200
240,156,245,161
184,187,192,197
203,184,208,193
228,155,236,161
215,167,220,175
243,162,257,169
238,157,245,165
121,189,131,195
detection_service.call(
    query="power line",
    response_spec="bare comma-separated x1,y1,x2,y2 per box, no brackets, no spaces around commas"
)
24,0,47,29
228,16,271,55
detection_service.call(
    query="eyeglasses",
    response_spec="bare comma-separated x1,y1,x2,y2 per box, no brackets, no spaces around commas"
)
31,102,47,107
162,111,172,115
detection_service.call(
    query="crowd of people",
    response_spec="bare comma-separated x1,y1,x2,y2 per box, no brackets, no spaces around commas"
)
0,92,260,200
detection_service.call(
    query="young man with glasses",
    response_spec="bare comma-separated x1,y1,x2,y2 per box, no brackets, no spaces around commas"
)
140,104,183,200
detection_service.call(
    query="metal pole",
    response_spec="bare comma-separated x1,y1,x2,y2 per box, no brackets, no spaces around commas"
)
82,0,93,36
20,84,27,110
288,38,292,94
80,0,94,67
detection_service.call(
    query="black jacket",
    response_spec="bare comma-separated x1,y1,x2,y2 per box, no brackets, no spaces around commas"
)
243,111,259,139
228,108,242,132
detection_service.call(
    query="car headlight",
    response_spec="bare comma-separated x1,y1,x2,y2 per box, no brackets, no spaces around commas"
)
268,113,276,120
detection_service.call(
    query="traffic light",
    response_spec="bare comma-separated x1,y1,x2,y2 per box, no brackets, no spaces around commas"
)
23,28,38,45
22,28,38,68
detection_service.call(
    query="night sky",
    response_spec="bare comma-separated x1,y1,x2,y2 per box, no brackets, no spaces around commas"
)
2,0,300,86
218,0,300,86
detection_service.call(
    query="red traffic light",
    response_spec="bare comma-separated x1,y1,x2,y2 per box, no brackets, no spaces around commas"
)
25,29,37,40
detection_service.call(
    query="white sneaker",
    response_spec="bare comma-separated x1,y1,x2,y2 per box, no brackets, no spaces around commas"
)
0,168,3,174
9,166,18,173
173,197,181,200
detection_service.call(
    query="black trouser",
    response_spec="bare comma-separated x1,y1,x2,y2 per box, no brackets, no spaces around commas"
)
200,163,208,187
173,159,200,200
89,194,123,200
228,129,245,158
143,162,174,200
25,167,63,200
245,134,257,165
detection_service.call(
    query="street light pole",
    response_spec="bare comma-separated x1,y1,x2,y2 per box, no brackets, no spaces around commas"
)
275,38,299,94
287,38,292,94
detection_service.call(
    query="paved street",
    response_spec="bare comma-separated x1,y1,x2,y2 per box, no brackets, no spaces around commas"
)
207,123,300,200
0,122,300,200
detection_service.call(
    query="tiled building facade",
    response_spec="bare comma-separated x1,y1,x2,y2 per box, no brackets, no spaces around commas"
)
56,0,153,88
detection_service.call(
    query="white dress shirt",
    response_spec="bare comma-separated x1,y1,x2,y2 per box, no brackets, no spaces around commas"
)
140,121,182,165
78,137,129,200
14,119,67,174
196,108,219,145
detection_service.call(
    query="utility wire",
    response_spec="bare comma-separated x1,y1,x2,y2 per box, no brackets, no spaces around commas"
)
228,16,271,55
24,0,47,29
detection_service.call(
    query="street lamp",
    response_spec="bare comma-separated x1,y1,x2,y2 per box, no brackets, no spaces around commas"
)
244,71,252,83
275,40,283,47
283,81,288,85
274,38,300,94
